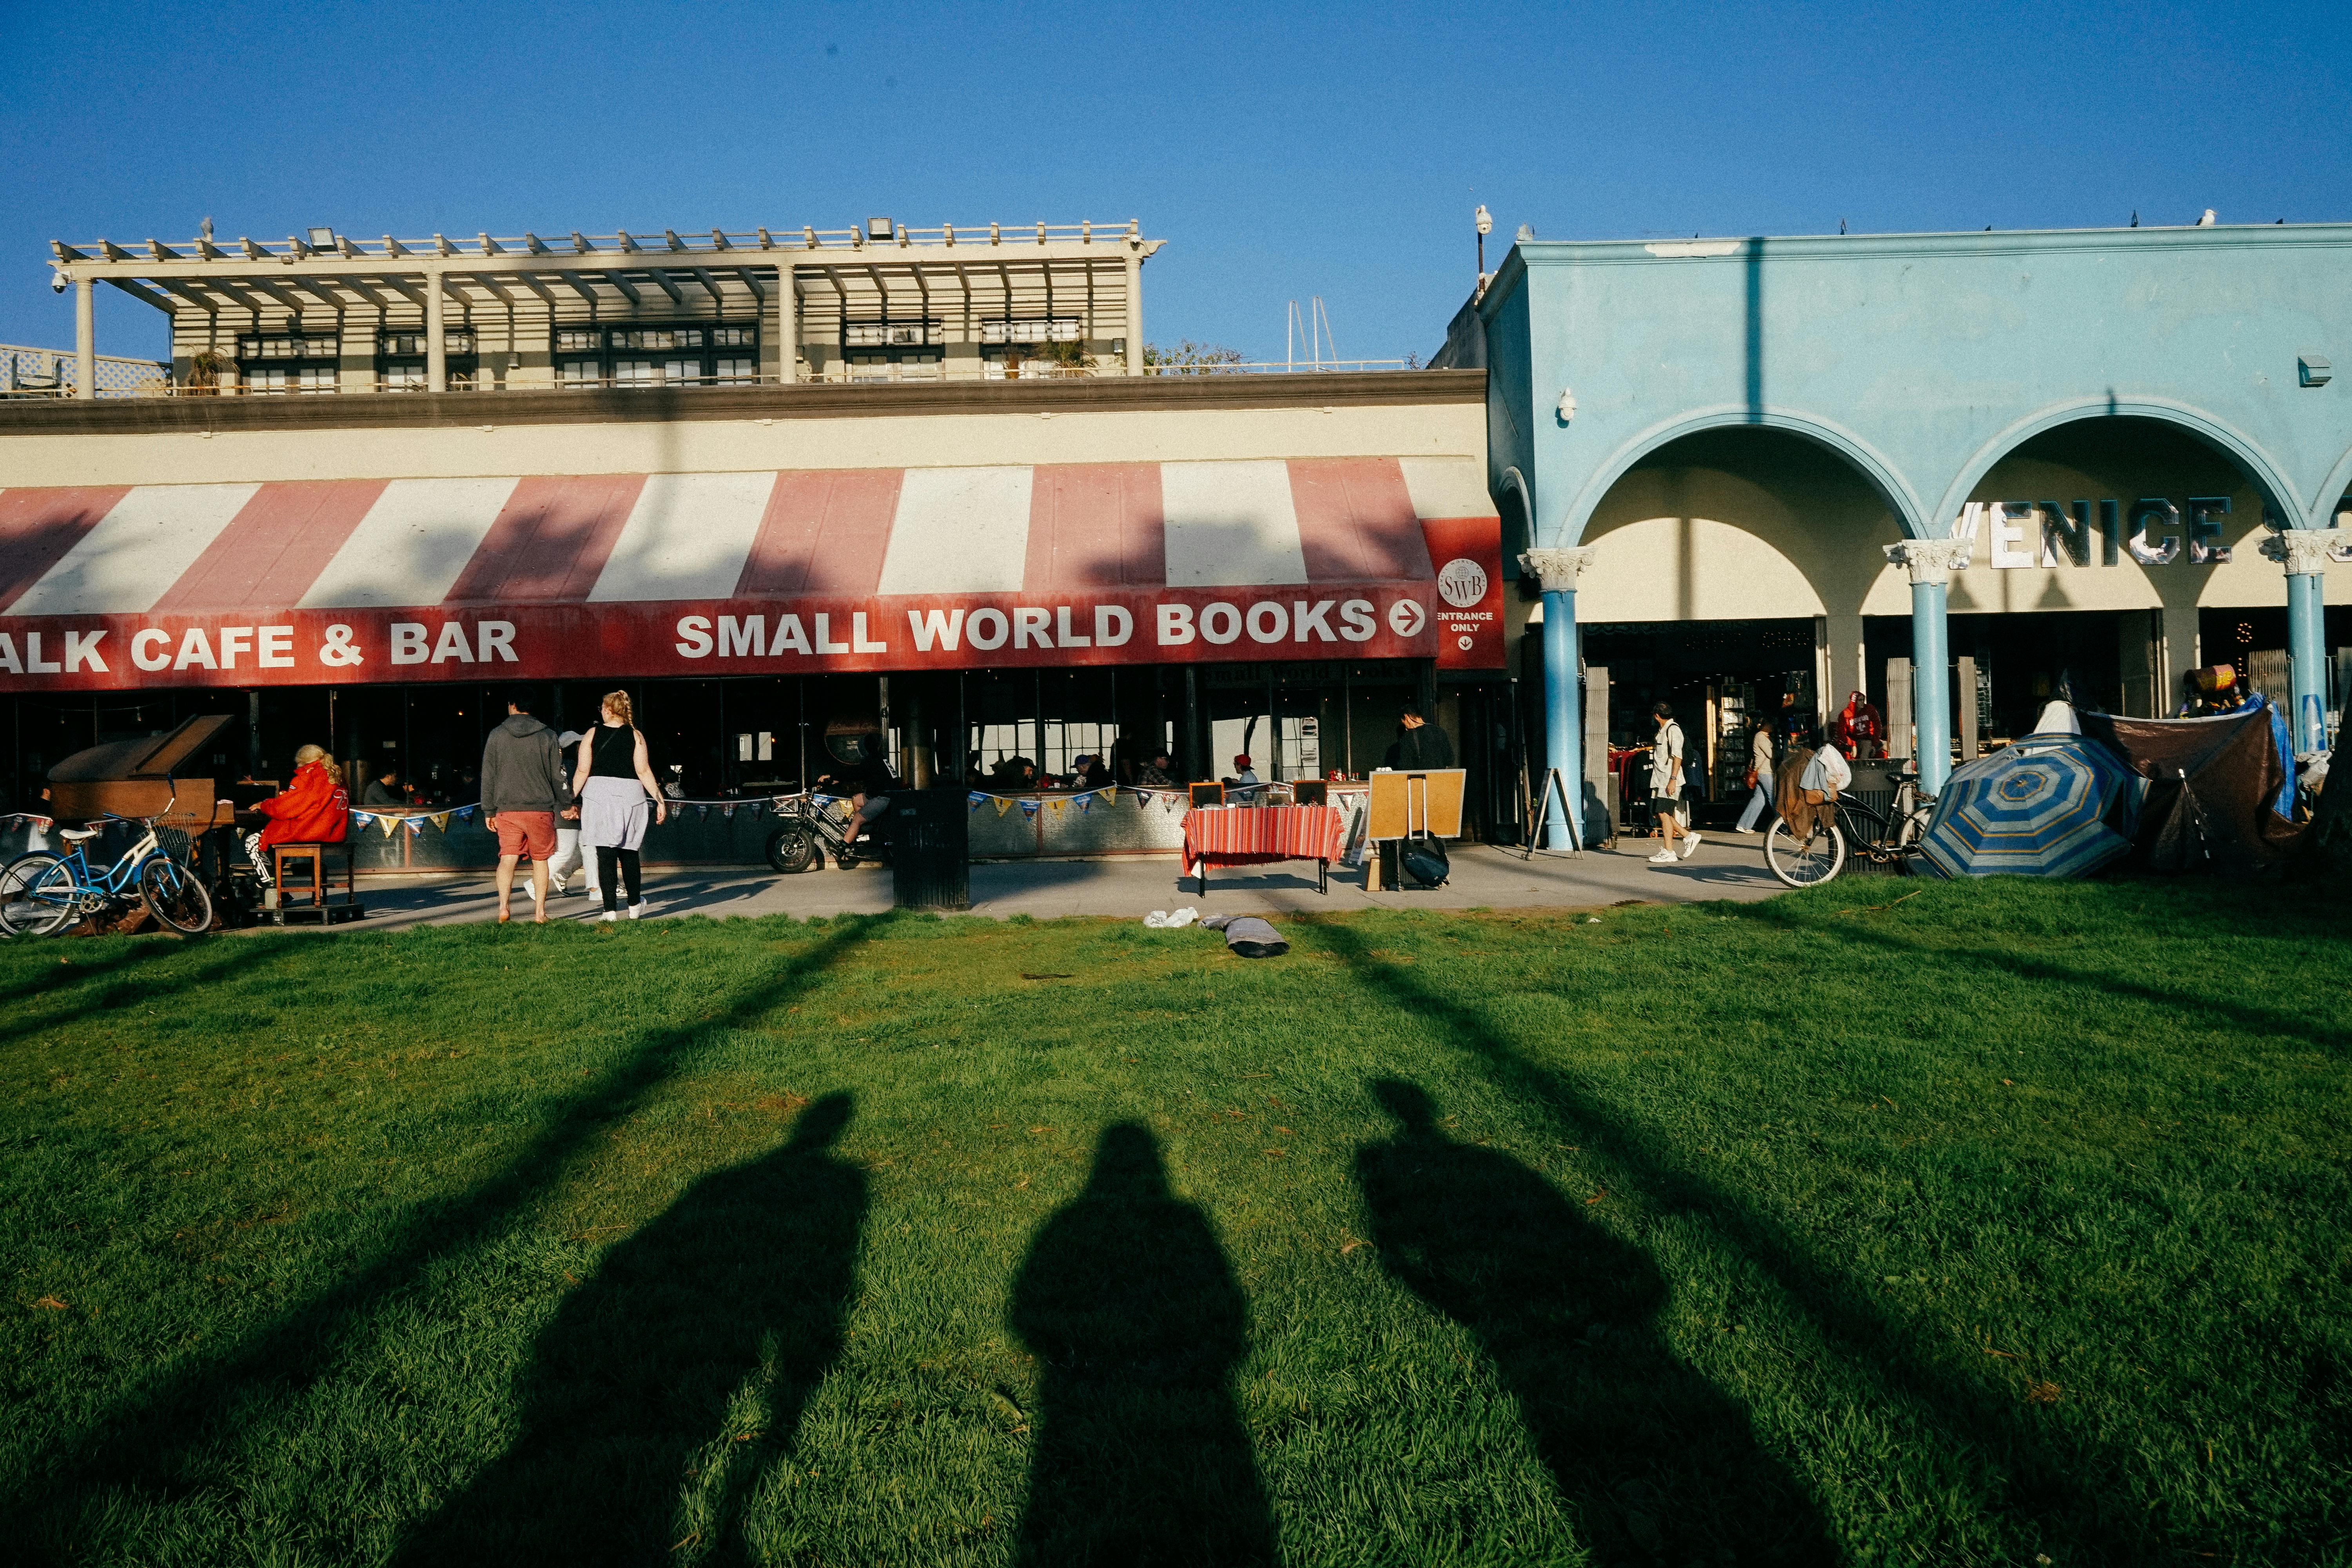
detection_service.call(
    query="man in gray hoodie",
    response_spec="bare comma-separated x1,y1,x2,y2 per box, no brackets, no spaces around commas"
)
481,697,575,924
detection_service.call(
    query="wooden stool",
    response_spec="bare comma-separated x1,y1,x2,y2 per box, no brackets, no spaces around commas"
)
270,840,356,909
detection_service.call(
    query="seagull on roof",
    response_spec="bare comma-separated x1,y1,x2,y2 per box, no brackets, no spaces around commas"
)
2197,209,2217,226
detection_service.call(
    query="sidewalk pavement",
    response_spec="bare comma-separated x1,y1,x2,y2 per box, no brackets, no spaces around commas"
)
293,835,1790,933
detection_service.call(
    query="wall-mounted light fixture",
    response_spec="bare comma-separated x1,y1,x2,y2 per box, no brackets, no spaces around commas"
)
2301,354,2332,387
1556,387,1576,423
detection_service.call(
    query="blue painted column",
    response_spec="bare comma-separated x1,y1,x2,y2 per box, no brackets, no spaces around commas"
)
1886,539,1971,794
1522,547,1597,848
2270,527,2346,754
1911,580,1951,793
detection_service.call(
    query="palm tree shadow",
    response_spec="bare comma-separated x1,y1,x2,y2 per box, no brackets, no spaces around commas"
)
1009,1122,1276,1566
1355,1078,1830,1565
394,1092,868,1566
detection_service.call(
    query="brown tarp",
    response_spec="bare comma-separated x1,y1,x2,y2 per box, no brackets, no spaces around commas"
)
1773,746,1835,837
2076,709,2305,875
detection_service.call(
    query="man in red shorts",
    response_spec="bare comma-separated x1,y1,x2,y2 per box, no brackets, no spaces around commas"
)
480,695,576,925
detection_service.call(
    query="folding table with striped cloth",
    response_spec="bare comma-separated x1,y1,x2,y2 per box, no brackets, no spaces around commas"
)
1181,804,1345,895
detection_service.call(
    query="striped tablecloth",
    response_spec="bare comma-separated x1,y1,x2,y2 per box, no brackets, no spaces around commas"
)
1180,804,1345,877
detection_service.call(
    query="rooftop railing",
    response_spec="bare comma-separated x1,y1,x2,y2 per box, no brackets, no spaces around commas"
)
11,357,1425,399
55,221,1147,265
0,345,171,399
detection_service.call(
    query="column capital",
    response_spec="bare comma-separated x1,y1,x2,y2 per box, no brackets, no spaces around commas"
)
1884,537,1972,586
2258,527,2352,576
1519,546,1598,594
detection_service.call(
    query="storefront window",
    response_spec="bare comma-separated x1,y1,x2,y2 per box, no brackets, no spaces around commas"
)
236,332,341,393
550,323,759,388
375,328,478,393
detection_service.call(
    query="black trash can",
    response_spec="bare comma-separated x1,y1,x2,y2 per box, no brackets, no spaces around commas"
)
891,788,970,911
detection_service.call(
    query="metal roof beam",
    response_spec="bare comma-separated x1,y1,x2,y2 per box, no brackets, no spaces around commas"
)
645,268,685,306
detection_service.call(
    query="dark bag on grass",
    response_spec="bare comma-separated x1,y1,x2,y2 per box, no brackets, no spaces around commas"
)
1203,913,1289,958
1400,837,1450,888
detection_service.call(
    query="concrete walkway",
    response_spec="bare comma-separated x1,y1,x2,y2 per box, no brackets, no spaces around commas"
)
299,836,1789,932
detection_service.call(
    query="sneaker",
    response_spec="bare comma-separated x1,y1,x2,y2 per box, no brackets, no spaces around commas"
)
598,909,618,923
1648,849,1679,864
626,901,647,920
1679,832,1704,859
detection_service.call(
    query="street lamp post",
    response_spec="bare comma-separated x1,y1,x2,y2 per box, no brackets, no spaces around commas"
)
1474,204,1492,278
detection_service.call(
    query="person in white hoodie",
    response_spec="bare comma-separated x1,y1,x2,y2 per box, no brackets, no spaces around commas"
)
544,731,594,897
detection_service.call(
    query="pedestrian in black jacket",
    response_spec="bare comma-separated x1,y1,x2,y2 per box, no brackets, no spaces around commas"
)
1392,704,1455,771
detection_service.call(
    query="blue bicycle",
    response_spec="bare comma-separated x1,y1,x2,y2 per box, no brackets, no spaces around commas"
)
0,796,213,937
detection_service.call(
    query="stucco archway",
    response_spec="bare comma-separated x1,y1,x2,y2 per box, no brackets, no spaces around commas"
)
1555,405,1933,548
1934,397,2305,535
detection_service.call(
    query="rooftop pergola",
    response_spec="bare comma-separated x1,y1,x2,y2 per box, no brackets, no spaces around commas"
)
46,220,1163,394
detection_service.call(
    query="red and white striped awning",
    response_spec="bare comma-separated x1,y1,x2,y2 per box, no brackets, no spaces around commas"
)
0,457,1501,691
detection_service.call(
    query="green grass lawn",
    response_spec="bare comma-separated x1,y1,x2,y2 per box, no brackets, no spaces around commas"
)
4,879,2349,1567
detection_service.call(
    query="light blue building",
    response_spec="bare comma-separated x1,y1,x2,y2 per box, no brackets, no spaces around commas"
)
1450,221,2351,842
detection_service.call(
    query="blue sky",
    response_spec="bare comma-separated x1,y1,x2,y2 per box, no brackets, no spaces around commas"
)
4,0,2347,364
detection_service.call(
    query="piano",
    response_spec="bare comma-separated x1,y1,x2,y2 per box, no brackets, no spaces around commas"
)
46,713,253,831
47,715,271,925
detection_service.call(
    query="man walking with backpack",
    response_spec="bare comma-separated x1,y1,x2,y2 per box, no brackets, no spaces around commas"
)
1646,702,1702,866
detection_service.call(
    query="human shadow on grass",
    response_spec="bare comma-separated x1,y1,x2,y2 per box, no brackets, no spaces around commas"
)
12,915,891,1553
1008,1123,1276,1567
1313,918,2177,1559
1356,1079,1831,1564
395,1093,867,1566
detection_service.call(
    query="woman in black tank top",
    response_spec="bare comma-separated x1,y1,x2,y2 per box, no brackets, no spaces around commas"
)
570,691,667,920
589,724,637,780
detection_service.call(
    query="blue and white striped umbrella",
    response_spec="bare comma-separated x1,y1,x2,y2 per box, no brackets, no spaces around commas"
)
1919,735,2140,879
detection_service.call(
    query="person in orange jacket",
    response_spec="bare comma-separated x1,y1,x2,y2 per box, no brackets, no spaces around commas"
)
245,744,350,885
1830,690,1885,761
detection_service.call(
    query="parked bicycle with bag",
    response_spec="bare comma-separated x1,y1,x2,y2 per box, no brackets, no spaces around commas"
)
1763,748,1937,887
0,790,213,936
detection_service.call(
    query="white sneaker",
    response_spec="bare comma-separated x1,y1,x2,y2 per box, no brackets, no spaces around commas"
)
1679,832,1704,859
598,909,618,923
627,901,647,920
1648,849,1678,864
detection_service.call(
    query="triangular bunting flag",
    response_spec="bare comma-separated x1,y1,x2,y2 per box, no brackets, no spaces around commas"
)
406,817,426,835
1102,786,1116,805
722,804,736,818
351,811,373,826
1049,798,1065,814
1019,799,1040,819
994,798,1013,817
432,813,450,832
1076,795,1091,813
456,805,476,820
380,816,403,838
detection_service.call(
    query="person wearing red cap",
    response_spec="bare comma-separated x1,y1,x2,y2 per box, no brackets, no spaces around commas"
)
1231,754,1260,786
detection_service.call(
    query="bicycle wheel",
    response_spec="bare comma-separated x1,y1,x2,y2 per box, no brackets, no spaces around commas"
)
0,853,79,937
1764,815,1846,888
138,855,214,935
764,825,819,875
